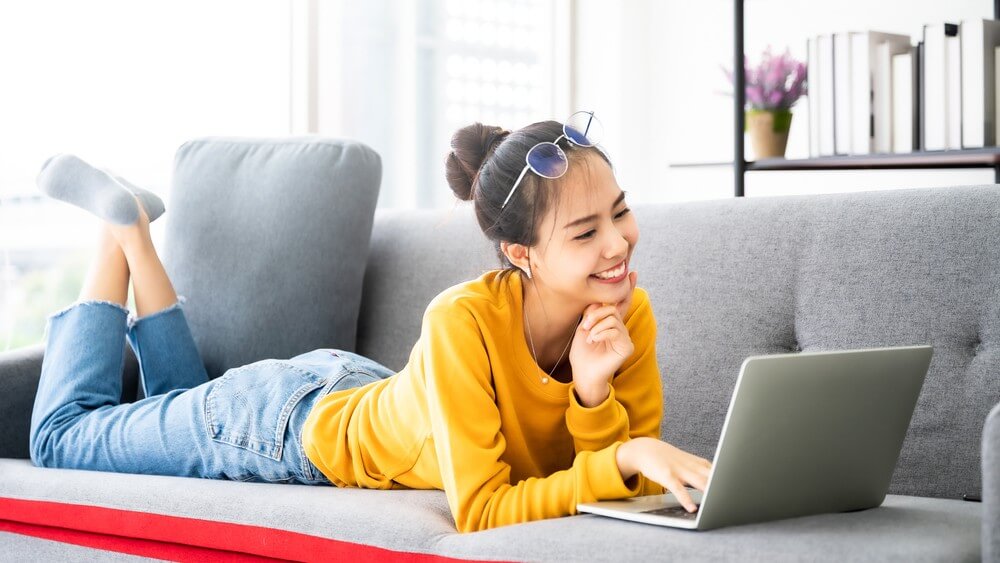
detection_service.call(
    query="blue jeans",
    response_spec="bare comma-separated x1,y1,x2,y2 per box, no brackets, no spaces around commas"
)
28,298,395,484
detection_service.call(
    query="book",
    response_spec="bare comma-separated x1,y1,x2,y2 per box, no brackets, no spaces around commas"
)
917,40,925,149
807,37,821,157
996,46,1000,146
818,34,836,155
922,23,958,151
876,42,894,153
946,31,962,149
834,32,853,154
892,48,919,153
850,31,912,154
961,18,1000,147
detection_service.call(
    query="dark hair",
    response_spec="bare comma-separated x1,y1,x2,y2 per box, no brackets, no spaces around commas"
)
445,120,612,277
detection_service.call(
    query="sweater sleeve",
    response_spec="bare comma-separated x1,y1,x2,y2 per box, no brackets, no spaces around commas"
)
420,308,643,533
564,288,665,497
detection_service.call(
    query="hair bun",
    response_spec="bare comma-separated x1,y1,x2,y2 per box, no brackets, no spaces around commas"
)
445,123,509,201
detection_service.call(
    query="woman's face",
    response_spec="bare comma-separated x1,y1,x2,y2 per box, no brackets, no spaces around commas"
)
530,152,638,308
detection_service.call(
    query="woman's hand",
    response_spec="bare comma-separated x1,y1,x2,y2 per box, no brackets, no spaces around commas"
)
616,437,713,513
569,271,639,402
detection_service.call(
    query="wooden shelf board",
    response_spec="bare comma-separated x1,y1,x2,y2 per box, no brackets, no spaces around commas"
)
747,148,1000,171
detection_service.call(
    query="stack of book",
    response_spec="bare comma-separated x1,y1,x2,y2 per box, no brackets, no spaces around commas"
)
807,19,1000,157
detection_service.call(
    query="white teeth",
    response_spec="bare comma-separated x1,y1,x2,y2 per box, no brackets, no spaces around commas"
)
594,261,625,279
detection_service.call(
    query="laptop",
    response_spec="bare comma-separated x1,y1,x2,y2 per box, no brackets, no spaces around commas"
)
577,345,933,530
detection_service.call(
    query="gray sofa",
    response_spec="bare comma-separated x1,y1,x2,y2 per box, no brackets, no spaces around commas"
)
0,137,996,562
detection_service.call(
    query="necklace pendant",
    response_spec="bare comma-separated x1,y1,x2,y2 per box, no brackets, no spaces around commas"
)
541,376,549,384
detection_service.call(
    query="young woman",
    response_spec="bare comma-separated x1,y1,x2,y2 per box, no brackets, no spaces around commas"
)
29,113,711,534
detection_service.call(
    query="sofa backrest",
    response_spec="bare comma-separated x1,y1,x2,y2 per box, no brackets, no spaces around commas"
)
356,186,1000,500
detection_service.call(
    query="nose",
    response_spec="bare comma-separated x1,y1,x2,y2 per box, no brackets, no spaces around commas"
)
604,224,630,260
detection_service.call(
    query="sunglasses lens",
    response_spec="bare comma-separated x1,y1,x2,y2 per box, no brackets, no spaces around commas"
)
527,143,568,178
564,111,603,146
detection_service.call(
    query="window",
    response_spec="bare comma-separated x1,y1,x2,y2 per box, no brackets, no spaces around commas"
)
316,0,569,208
0,1,291,349
0,0,566,350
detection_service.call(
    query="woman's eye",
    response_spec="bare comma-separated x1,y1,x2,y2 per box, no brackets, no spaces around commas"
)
574,208,630,241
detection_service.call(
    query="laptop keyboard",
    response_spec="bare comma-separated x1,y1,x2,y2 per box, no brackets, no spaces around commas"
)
641,505,700,520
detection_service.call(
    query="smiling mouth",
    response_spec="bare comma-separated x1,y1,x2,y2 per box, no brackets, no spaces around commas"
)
590,259,627,281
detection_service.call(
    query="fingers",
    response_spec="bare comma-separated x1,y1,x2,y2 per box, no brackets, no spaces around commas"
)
636,439,712,513
680,463,710,492
583,271,639,327
662,453,711,493
663,478,699,513
585,315,621,343
581,304,620,330
587,327,621,345
645,468,701,512
678,452,713,489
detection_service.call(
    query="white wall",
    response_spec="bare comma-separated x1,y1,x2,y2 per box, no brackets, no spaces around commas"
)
573,0,996,204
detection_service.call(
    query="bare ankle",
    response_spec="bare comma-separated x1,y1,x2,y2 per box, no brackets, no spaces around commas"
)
98,223,120,250
105,194,151,249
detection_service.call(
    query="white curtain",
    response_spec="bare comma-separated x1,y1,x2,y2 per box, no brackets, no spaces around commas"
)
304,0,569,209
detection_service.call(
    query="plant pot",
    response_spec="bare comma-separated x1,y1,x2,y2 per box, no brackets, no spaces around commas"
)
745,109,792,159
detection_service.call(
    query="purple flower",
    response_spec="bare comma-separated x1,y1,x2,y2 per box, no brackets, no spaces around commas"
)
722,45,808,110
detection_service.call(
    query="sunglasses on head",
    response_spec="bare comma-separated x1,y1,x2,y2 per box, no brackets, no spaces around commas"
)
500,110,604,210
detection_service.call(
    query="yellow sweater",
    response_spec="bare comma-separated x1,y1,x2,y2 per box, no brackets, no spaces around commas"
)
301,269,665,533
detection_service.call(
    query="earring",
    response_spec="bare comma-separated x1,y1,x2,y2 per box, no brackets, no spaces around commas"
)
524,266,532,279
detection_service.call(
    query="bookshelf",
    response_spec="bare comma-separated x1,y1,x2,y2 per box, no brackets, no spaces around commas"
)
731,0,1000,197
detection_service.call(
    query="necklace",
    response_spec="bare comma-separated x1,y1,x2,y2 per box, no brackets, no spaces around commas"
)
523,302,574,384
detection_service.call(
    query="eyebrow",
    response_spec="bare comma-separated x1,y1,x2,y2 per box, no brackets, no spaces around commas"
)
563,190,627,230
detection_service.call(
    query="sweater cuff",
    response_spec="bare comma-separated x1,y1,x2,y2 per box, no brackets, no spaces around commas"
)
566,383,624,439
584,441,643,500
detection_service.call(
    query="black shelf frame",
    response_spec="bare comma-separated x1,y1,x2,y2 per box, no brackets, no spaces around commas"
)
732,0,1000,196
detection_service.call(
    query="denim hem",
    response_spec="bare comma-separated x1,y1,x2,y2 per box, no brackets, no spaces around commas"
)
127,295,187,330
48,299,130,321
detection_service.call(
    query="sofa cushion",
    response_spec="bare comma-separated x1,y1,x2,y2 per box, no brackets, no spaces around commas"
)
0,460,981,561
162,136,382,382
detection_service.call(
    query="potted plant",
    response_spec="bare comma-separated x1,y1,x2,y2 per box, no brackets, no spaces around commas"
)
724,47,807,159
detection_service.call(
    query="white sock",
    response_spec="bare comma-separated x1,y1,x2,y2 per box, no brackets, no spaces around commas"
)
102,170,165,222
36,154,139,225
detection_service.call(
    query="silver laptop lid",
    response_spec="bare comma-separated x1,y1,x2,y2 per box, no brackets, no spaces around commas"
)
696,345,932,530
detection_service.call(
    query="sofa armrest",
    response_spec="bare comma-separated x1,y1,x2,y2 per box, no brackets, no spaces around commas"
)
0,340,143,460
985,401,1000,563
0,344,44,459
